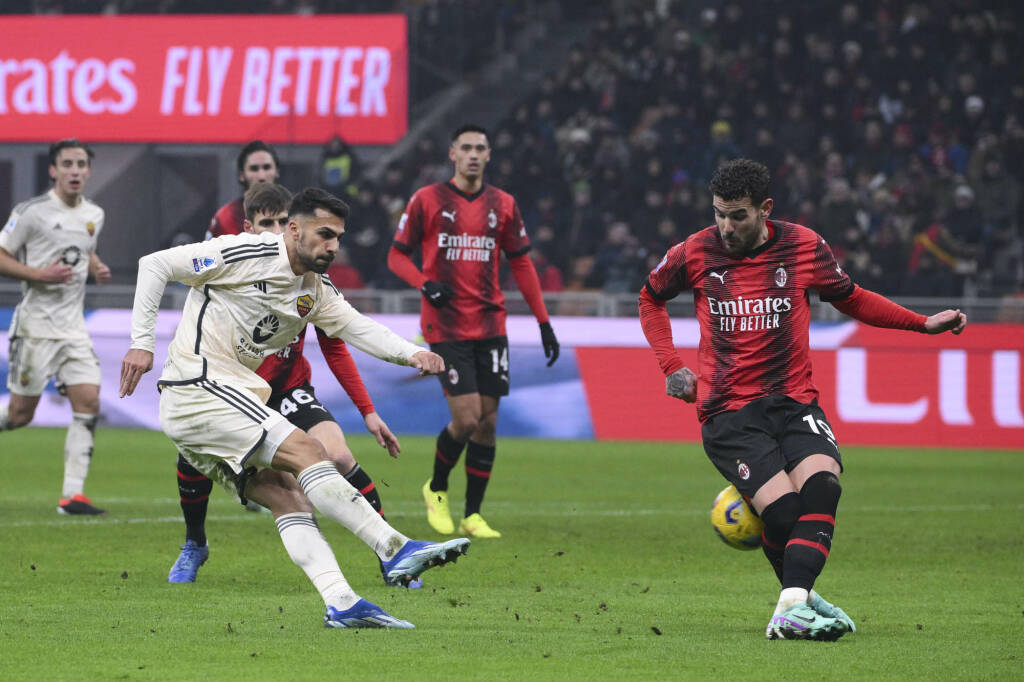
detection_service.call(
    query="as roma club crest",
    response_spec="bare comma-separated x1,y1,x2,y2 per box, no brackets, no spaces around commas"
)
86,222,96,236
296,295,314,317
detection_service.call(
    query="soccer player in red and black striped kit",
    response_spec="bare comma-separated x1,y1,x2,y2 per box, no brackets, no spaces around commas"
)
388,124,560,539
169,182,408,585
639,159,966,640
205,140,280,240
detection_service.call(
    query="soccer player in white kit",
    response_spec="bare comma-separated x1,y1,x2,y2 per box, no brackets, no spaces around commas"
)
0,139,112,515
120,187,470,629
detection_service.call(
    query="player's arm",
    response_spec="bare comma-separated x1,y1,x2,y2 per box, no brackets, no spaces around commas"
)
387,194,454,307
0,210,73,284
88,251,111,284
121,239,239,396
829,286,966,335
638,243,696,402
508,252,559,366
314,328,402,456
311,287,444,375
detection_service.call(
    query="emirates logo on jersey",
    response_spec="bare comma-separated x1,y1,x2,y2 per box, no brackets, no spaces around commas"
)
296,295,314,317
775,266,788,287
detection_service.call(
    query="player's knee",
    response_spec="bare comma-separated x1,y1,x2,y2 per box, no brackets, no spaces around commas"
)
801,471,842,511
327,446,356,472
760,492,802,543
450,417,480,441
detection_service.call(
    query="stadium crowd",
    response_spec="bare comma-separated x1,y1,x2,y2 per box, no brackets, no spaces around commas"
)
14,0,1023,299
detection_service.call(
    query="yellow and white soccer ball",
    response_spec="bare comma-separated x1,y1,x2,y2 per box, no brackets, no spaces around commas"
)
710,484,764,550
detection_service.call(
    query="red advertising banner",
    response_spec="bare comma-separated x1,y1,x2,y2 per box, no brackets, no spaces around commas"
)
0,15,407,144
577,323,1024,449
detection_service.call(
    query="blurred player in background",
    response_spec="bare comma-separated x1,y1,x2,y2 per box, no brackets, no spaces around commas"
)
388,124,560,539
0,138,111,515
205,140,280,239
168,183,419,589
639,159,967,640
121,187,470,629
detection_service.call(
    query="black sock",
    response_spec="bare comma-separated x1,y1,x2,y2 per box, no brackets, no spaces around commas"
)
464,440,495,517
759,492,802,584
431,426,466,492
177,453,212,546
783,472,842,591
343,463,384,518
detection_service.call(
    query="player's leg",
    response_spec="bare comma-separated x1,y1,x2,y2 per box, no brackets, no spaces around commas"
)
1,337,41,431
273,428,469,585
456,336,508,538
60,382,105,515
168,452,213,583
422,341,476,534
0,392,40,431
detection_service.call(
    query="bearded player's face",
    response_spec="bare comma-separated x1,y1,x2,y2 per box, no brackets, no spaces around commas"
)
293,209,344,274
713,195,772,255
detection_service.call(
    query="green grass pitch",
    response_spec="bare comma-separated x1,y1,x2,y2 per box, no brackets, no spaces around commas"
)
1,427,1022,680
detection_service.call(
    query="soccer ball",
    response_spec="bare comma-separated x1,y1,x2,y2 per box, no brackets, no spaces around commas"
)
710,484,764,550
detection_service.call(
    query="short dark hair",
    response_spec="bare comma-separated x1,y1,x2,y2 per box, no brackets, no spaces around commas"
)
49,138,94,166
289,187,349,220
243,183,293,223
709,158,771,205
236,140,280,174
451,123,489,143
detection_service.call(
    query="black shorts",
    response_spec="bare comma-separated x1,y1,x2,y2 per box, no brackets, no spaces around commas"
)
430,336,510,398
701,395,842,499
266,384,337,433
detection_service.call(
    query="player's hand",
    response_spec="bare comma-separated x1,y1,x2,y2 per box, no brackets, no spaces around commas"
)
539,321,560,366
364,411,401,458
410,350,445,376
666,367,697,402
421,280,455,308
91,259,111,284
37,258,73,284
925,308,967,335
119,348,154,397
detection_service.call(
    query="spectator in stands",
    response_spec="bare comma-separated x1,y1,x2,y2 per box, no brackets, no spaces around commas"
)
320,135,360,199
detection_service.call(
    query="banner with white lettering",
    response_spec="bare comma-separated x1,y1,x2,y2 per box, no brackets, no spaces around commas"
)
0,15,407,144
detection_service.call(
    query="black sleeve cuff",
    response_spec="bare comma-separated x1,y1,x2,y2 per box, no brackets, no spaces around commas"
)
643,279,672,301
391,240,413,254
505,245,531,259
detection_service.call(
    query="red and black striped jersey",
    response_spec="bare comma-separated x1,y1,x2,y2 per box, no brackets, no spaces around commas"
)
392,181,531,343
644,220,853,422
206,197,245,240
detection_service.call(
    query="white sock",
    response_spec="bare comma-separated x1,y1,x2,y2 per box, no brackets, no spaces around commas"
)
276,512,359,610
0,406,10,431
62,412,97,498
775,587,810,615
296,461,409,560
808,589,820,604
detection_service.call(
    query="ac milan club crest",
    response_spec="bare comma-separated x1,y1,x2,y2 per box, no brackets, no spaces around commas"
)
296,295,314,317
774,266,788,287
737,462,751,480
448,367,460,385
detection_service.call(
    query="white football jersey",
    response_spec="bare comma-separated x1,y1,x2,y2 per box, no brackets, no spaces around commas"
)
0,190,104,339
131,231,423,400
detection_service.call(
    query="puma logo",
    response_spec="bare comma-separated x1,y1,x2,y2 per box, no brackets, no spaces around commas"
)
442,210,457,222
710,271,727,283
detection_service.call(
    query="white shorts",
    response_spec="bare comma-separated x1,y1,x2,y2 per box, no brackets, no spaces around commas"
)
159,381,297,502
7,336,101,396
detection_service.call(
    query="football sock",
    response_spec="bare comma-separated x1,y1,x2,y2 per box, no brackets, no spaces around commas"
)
61,412,97,498
177,453,213,546
342,463,384,517
297,461,409,561
464,440,495,517
782,471,842,592
759,492,802,584
0,406,10,431
276,512,358,610
431,426,466,492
